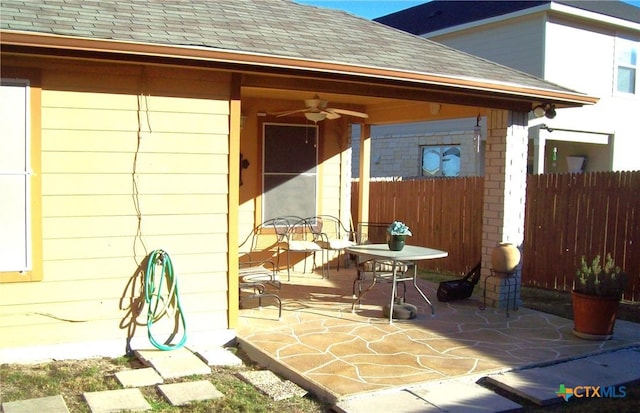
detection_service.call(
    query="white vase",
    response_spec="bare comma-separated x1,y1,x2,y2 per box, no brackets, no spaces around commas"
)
566,156,585,173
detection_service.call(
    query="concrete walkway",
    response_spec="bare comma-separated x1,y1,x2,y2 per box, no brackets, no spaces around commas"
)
334,347,640,412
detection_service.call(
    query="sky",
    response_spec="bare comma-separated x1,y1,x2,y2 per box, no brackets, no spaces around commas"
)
295,0,640,20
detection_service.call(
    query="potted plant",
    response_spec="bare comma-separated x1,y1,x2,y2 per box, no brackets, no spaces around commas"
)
572,253,628,340
387,221,412,251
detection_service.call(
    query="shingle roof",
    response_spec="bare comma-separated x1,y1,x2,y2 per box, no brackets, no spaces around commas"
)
375,1,640,35
1,0,588,98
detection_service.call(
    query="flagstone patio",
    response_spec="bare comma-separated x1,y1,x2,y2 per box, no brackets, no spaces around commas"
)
236,267,640,403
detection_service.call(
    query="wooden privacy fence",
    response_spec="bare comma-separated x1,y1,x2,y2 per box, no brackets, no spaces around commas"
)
351,171,640,302
523,171,639,302
350,177,484,275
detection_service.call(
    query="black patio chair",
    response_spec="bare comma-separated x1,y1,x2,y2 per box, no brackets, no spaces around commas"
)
306,215,357,277
238,222,284,319
273,216,327,280
436,262,482,302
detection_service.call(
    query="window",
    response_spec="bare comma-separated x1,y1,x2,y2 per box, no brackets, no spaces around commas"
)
421,145,461,177
262,123,317,221
616,38,637,94
1,76,41,282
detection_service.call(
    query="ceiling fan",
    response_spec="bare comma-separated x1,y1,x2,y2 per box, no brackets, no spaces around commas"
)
272,95,368,123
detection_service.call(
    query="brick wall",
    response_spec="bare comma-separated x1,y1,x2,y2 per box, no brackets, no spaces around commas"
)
351,127,484,178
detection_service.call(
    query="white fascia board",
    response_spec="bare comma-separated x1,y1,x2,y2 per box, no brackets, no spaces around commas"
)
549,3,640,31
422,2,639,39
421,4,552,38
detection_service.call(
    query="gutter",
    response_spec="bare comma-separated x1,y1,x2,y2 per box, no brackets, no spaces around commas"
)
1,30,598,108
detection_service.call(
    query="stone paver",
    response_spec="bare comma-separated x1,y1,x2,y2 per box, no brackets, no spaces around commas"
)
157,380,224,406
115,367,163,387
237,370,307,401
189,344,243,366
83,388,151,413
2,395,69,413
135,347,211,379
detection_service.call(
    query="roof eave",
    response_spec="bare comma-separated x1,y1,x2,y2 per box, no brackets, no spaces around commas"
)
1,30,598,108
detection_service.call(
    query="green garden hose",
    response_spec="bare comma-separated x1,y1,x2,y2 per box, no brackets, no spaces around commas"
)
145,249,187,350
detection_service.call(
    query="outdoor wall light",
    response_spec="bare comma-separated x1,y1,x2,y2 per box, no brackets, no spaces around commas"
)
473,114,481,153
532,104,556,119
533,105,546,118
545,104,556,119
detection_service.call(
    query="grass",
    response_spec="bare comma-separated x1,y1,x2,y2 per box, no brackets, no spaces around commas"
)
0,351,333,412
1,272,638,412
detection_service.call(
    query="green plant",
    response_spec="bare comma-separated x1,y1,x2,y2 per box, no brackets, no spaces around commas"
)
387,221,412,236
575,254,627,298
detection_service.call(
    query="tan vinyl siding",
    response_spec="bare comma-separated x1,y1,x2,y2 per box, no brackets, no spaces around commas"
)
318,121,348,219
545,18,615,96
0,60,232,351
430,16,546,78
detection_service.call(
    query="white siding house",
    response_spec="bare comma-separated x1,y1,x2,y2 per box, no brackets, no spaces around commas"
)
369,0,640,176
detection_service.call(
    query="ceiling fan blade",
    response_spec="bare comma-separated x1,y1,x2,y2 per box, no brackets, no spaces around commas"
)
272,108,308,117
323,109,341,120
328,108,369,119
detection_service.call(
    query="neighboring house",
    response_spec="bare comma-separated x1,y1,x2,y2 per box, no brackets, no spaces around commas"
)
0,0,595,362
364,0,640,176
351,118,486,178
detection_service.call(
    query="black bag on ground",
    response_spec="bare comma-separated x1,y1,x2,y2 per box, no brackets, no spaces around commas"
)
437,262,481,302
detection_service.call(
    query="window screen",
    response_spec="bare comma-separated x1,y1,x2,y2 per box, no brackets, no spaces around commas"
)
263,123,317,221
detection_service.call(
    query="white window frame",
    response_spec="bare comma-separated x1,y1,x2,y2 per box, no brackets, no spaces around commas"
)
421,144,461,177
0,79,32,272
262,122,318,222
615,37,638,95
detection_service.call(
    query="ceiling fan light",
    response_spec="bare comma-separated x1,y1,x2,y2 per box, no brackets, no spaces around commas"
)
305,112,326,122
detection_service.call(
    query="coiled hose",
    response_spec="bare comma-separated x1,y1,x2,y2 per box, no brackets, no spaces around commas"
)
145,249,187,350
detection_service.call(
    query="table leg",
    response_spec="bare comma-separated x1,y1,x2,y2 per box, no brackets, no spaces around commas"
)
351,264,379,312
411,265,435,316
389,264,397,324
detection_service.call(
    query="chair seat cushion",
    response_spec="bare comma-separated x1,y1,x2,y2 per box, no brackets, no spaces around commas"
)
287,240,322,251
325,239,356,250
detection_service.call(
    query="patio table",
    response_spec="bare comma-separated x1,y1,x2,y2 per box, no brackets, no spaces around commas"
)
347,244,448,323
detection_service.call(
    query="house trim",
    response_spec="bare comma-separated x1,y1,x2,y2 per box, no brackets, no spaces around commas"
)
421,3,640,38
0,67,43,283
1,31,598,109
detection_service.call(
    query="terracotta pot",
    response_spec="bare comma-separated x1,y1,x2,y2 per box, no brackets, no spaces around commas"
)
387,235,406,251
571,290,620,340
491,242,521,273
